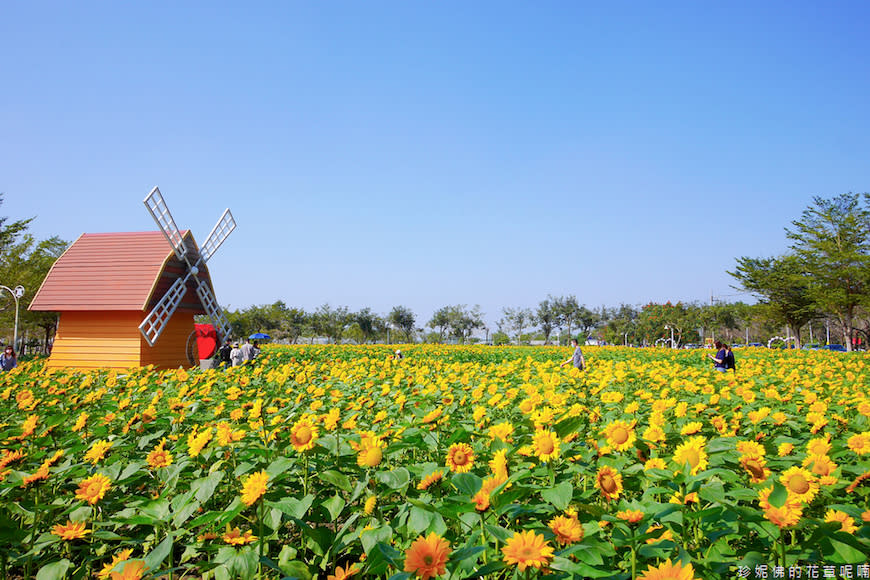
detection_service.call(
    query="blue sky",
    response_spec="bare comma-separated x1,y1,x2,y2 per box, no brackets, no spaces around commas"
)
2,1,869,330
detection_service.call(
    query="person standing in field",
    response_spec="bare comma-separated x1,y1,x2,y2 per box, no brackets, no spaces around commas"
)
708,341,729,372
230,343,243,367
560,338,586,371
240,338,255,362
1,346,17,371
219,340,232,366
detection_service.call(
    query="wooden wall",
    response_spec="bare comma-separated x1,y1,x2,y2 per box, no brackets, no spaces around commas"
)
47,311,195,371
140,312,195,369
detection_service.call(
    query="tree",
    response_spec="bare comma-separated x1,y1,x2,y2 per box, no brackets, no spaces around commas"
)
428,307,451,342
354,308,383,344
535,297,559,345
729,255,817,348
447,304,484,343
785,193,870,351
388,306,416,343
555,295,581,339
501,307,534,345
312,304,351,344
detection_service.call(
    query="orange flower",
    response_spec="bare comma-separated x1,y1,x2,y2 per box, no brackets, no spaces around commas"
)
84,440,113,464
616,509,644,524
403,532,450,579
146,439,173,469
501,529,554,572
327,563,360,580
357,445,383,468
445,443,474,473
637,558,699,580
97,549,134,579
222,524,257,545
595,465,623,501
417,470,444,491
75,473,111,505
240,470,269,506
109,560,147,580
548,512,583,545
824,509,857,533
51,520,91,540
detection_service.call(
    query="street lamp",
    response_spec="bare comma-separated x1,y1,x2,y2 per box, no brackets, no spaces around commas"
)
0,285,24,350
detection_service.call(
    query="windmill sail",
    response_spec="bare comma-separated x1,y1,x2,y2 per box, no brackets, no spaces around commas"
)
138,276,189,346
195,281,232,342
144,187,188,262
200,209,236,263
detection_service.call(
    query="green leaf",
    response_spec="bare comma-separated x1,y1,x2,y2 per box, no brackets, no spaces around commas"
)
36,559,72,580
376,467,411,491
541,481,573,510
408,506,434,535
450,545,485,563
144,534,173,571
319,470,352,492
266,456,294,479
191,471,224,504
377,542,404,567
280,560,312,580
464,561,507,578
768,481,788,508
172,500,201,528
554,416,585,438
322,494,345,521
452,473,483,497
268,495,315,519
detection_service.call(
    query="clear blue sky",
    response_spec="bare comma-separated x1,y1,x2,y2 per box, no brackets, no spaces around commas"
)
2,1,868,330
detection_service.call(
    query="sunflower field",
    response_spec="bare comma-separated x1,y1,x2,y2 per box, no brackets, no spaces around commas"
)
1,345,869,580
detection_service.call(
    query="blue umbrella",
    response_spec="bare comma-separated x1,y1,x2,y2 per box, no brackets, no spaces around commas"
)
249,332,271,340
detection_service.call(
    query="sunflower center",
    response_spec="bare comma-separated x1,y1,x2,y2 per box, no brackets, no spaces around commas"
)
454,451,467,464
611,426,629,444
296,426,312,443
538,438,554,455
423,555,434,565
600,474,617,493
788,474,810,494
744,459,765,479
683,448,700,467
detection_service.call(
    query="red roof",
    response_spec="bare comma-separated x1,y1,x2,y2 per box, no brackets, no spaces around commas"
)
29,231,213,312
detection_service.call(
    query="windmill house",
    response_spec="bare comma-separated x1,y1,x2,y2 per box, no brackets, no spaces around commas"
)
28,188,234,370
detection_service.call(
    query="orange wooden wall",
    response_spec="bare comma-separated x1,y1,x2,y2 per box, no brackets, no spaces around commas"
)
47,311,194,371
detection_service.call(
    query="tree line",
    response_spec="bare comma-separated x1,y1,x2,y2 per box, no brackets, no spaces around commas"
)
2,192,867,352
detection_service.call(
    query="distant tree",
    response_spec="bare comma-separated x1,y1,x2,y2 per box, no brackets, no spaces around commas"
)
785,193,870,351
729,255,816,348
535,297,559,345
354,307,383,344
501,307,534,345
575,305,599,339
447,304,484,343
388,305,416,343
313,304,351,344
428,307,451,342
600,304,639,346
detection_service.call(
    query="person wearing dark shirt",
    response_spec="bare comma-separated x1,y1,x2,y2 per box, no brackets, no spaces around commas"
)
560,338,586,371
708,341,728,372
218,340,232,366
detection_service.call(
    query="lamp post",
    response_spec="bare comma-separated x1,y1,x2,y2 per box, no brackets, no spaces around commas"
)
1,285,24,350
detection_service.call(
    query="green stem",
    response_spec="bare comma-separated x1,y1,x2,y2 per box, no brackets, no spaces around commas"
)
630,545,637,580
257,498,266,578
303,454,309,497
479,512,487,565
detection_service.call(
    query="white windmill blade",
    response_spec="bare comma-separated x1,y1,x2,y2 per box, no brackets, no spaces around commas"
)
199,208,236,263
144,186,188,262
139,276,189,346
195,280,232,342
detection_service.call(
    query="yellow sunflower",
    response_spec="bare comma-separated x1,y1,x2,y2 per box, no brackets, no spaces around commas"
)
637,558,699,580
779,467,819,503
501,530,554,572
532,430,561,462
51,520,91,540
75,473,111,505
290,418,319,452
240,470,269,506
824,509,857,533
757,486,803,529
672,436,708,475
603,420,636,452
548,512,583,546
846,432,870,455
446,443,475,473
594,465,623,501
